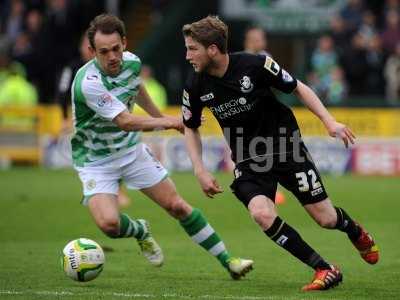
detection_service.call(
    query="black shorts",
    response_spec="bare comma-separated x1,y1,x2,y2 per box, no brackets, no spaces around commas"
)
230,143,328,207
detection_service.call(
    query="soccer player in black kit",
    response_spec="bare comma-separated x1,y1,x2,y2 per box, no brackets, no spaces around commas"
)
181,16,379,291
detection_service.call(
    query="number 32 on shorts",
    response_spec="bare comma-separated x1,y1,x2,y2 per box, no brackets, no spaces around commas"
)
295,169,321,192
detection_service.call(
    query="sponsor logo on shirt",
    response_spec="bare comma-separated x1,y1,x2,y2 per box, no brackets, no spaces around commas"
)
182,90,190,106
239,76,254,93
182,105,192,121
200,92,215,102
238,97,247,105
87,74,99,80
264,56,280,76
234,169,242,179
209,97,253,120
97,93,113,108
282,69,294,82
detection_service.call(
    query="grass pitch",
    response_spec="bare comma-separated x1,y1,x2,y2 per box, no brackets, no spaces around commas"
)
0,168,399,299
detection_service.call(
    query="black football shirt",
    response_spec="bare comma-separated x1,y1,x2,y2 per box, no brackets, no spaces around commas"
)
182,52,301,163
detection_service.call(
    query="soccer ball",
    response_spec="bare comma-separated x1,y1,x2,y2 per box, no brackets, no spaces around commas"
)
61,238,105,282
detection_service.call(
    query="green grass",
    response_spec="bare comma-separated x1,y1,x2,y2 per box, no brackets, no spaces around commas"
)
0,168,399,299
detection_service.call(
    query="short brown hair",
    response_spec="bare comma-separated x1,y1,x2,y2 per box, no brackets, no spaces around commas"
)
87,14,126,49
182,16,228,54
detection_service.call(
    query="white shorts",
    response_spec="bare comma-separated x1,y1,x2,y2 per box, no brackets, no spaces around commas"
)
75,143,168,205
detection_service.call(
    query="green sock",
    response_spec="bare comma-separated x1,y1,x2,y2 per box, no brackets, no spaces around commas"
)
118,214,146,239
180,208,231,268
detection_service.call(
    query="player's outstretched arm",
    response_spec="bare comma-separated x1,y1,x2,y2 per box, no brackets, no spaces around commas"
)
184,126,223,198
81,77,182,132
113,110,183,132
293,80,355,148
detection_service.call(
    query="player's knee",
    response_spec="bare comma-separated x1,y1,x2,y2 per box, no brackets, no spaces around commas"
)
164,194,191,219
97,217,120,238
314,214,337,229
249,207,276,229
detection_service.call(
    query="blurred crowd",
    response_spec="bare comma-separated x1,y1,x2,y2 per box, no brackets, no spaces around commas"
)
0,0,399,109
308,0,400,105
0,0,103,105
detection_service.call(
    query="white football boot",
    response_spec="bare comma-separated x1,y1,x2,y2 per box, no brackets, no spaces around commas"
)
227,257,254,280
137,219,164,267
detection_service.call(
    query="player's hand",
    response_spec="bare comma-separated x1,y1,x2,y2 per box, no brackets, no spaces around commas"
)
165,116,184,134
326,121,355,148
196,170,223,198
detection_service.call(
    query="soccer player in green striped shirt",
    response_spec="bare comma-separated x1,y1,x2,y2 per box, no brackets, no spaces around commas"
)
70,14,253,279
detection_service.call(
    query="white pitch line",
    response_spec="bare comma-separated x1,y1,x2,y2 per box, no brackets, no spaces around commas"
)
0,290,284,300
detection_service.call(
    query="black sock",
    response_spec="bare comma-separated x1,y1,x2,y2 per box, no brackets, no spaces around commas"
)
334,207,361,241
264,216,331,270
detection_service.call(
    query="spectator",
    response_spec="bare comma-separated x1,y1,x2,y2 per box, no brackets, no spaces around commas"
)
365,34,386,95
326,66,347,105
134,65,167,114
311,35,337,78
381,10,400,54
329,15,352,57
2,1,105,105
3,0,25,43
0,66,37,108
384,42,400,105
382,0,400,21
142,65,167,109
340,33,368,96
45,0,78,67
55,32,93,124
243,26,270,56
358,11,378,45
340,0,365,33
15,9,54,104
0,45,37,127
0,36,12,83
150,0,172,24
308,35,341,102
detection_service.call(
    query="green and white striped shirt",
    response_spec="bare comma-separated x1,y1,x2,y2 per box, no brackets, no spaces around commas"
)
71,51,142,167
